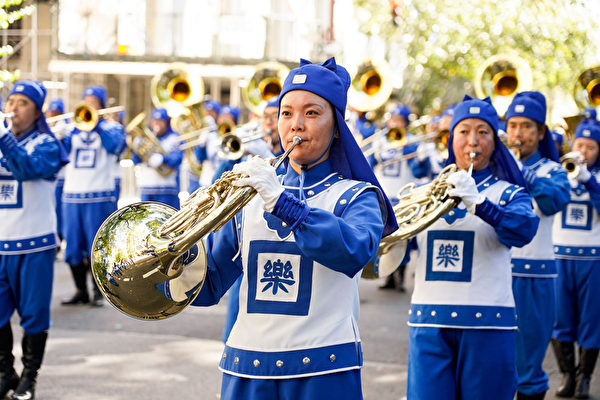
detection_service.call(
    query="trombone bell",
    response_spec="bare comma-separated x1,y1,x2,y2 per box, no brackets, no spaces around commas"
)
74,103,98,132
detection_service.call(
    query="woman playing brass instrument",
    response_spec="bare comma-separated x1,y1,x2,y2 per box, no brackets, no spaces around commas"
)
405,95,539,400
191,58,397,400
551,116,600,399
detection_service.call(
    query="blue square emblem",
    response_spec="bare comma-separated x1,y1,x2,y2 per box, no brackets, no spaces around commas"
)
75,148,97,168
562,201,592,230
426,230,474,282
247,240,313,315
0,177,22,209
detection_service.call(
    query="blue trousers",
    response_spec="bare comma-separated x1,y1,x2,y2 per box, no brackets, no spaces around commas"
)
63,201,117,265
0,249,55,334
140,192,180,210
408,326,516,400
221,369,363,400
222,274,242,343
553,258,600,348
512,276,555,395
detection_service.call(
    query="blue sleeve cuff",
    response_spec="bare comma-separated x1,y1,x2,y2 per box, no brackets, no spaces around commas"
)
475,198,505,227
584,175,600,193
271,191,311,231
0,133,18,154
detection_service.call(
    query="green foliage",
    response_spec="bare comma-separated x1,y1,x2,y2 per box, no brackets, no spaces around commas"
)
353,0,598,113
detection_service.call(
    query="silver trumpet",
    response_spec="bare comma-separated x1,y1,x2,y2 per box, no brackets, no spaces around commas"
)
90,136,302,320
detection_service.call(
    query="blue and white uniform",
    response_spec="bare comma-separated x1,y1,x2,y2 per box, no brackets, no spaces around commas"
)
552,167,600,348
407,95,539,400
511,152,569,395
62,118,125,265
132,130,183,209
192,57,397,400
408,167,538,400
193,160,385,387
0,120,66,334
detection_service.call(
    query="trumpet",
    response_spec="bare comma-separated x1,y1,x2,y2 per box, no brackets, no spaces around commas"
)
220,128,271,161
90,136,302,320
46,103,125,132
561,151,586,180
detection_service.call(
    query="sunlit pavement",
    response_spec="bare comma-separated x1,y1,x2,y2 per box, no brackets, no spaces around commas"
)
8,257,599,400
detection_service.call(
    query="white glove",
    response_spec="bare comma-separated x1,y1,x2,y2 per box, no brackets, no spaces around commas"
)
232,156,284,212
447,170,485,214
577,164,592,183
416,142,436,162
0,120,9,138
148,153,164,168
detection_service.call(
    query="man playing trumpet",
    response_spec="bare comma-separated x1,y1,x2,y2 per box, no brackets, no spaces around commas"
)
505,91,570,400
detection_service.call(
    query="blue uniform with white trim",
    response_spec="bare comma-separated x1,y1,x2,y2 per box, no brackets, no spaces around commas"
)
552,169,600,348
193,159,385,400
407,167,538,400
0,127,63,333
62,119,126,265
510,152,570,396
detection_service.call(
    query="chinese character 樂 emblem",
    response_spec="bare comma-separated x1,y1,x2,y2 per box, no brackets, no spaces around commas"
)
436,243,460,268
0,183,15,200
260,258,295,295
570,207,585,222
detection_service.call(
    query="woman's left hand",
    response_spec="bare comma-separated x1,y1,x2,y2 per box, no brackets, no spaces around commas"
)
232,156,284,212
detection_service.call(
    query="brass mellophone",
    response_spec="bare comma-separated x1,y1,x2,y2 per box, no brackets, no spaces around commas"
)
90,136,303,320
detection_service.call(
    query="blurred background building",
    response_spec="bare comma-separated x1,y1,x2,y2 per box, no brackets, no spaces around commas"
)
4,0,383,122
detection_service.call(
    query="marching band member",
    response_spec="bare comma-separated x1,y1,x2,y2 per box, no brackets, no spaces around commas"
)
0,81,69,400
61,85,126,307
194,100,222,189
406,95,539,400
262,95,283,156
551,116,600,399
192,57,396,400
505,91,570,400
45,98,68,242
131,108,183,209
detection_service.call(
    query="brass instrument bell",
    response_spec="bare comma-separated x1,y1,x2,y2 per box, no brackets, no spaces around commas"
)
474,54,532,117
574,65,600,109
242,62,290,116
151,63,205,117
347,58,393,113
